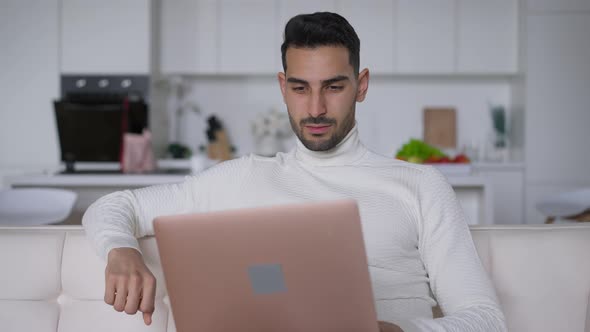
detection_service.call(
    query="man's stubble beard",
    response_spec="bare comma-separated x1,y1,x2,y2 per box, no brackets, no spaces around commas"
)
287,107,356,152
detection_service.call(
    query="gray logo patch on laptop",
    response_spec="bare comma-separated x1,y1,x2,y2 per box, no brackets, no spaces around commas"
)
248,264,287,295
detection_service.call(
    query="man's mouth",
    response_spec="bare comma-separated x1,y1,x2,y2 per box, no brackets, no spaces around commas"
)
305,124,332,135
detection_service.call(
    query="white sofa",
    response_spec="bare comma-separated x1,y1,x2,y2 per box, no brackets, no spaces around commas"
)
1,225,589,332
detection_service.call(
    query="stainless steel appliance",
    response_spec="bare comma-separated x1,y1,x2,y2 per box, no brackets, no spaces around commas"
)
54,75,149,173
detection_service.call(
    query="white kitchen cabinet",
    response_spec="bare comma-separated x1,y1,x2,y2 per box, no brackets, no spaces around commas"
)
155,0,520,76
474,165,525,224
525,15,590,185
338,0,395,74
396,0,455,73
60,0,151,74
456,0,518,74
160,0,218,74
219,0,277,74
526,0,590,12
0,0,60,173
160,0,218,75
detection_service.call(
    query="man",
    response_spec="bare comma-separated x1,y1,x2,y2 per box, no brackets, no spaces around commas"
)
83,12,507,332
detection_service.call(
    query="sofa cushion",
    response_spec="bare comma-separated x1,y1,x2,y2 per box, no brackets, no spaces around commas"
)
0,230,64,300
2,225,590,332
61,232,168,300
57,299,169,332
0,301,59,332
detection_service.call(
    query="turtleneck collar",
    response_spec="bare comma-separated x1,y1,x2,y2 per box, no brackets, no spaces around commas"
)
293,123,368,166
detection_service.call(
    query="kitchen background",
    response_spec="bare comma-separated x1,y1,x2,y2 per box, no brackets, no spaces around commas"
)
1,0,589,225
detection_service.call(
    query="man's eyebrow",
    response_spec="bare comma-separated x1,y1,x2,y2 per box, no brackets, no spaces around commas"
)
321,75,350,85
286,75,350,85
286,77,309,85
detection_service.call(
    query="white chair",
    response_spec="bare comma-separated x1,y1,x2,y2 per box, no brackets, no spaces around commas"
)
536,188,590,223
0,188,77,226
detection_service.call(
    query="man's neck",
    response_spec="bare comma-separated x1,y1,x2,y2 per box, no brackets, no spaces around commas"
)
293,123,367,166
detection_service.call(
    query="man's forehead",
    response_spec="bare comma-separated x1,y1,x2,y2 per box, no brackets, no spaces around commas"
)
285,46,354,82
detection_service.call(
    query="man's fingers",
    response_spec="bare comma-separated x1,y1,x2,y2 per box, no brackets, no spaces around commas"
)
143,312,153,326
124,278,142,315
105,249,157,322
139,275,156,325
113,281,128,312
104,273,116,305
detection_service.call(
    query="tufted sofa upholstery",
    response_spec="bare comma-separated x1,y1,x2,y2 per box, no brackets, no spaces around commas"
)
1,225,590,332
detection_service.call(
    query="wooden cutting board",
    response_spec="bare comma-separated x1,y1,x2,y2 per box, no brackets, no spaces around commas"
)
423,107,456,149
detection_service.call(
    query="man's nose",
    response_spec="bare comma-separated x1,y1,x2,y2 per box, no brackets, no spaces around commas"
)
308,91,327,118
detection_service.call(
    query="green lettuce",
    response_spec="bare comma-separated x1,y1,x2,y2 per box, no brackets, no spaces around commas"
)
395,139,446,162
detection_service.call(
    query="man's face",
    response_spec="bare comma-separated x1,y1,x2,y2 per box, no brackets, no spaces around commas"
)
278,46,369,151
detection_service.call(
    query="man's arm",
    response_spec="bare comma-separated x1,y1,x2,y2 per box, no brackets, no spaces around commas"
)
82,178,199,325
82,157,246,325
82,180,198,260
401,166,507,332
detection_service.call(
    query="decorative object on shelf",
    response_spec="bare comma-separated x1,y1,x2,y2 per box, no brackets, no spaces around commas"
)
161,75,204,150
166,142,192,159
206,116,234,161
423,107,457,149
251,108,293,157
485,103,510,162
122,129,156,173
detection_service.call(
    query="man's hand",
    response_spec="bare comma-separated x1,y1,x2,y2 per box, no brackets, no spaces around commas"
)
378,321,404,332
105,248,157,325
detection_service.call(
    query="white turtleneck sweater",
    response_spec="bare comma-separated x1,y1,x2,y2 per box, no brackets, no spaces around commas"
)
83,125,506,332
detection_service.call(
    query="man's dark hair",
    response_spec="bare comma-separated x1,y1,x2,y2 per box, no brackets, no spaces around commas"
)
281,12,360,76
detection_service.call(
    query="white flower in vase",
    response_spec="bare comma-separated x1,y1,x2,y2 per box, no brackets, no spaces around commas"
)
252,109,293,156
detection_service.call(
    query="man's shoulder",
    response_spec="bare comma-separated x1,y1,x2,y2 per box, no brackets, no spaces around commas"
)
358,151,454,190
194,152,291,177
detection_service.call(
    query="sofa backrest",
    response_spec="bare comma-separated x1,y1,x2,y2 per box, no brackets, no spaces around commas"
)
1,225,589,332
471,225,590,331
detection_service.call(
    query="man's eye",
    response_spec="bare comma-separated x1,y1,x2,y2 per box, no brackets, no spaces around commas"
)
292,86,305,93
328,85,344,91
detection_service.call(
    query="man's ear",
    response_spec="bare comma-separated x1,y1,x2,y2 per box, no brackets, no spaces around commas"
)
278,72,287,103
356,68,370,102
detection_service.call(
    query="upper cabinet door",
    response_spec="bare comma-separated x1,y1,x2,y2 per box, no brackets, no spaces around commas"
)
456,0,518,74
396,0,455,74
160,0,218,75
61,0,151,74
219,0,277,74
338,0,395,74
526,0,590,12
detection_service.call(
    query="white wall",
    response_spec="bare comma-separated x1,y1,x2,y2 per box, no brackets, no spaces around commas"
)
524,3,590,223
0,0,60,188
156,77,512,159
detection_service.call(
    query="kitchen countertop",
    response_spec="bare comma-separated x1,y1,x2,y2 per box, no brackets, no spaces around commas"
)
5,172,190,188
472,161,525,171
5,168,494,225
5,171,490,188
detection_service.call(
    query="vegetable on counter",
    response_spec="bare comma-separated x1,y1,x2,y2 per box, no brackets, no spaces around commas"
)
395,139,470,164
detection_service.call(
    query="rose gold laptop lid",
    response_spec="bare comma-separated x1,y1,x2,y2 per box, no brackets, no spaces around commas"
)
154,199,379,332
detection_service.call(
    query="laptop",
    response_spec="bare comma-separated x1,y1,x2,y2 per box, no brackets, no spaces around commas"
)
153,199,379,332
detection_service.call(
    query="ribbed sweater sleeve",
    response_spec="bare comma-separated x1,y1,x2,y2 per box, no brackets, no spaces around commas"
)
398,166,507,332
82,177,198,260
